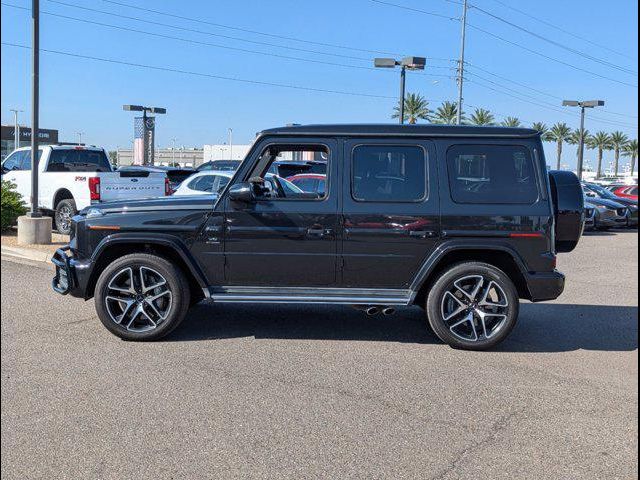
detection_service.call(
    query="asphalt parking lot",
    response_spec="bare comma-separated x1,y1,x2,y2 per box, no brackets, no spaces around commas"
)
1,230,637,479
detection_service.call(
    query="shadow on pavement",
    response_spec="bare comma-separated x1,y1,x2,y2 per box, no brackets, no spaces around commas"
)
168,302,638,353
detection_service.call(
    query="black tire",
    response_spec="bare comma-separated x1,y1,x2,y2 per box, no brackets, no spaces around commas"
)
426,262,519,351
94,253,191,341
54,198,77,235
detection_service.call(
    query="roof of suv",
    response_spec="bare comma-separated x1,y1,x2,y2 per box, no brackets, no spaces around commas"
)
259,124,540,138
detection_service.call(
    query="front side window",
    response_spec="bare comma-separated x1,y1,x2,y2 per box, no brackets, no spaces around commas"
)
352,145,427,202
447,145,539,204
250,145,329,200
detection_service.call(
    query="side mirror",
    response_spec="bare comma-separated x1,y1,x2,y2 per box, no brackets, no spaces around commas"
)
228,182,255,203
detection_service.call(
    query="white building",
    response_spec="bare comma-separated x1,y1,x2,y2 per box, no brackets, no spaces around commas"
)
204,144,252,162
116,148,204,167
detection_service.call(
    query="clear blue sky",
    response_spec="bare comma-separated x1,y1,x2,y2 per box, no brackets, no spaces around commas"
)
1,0,638,168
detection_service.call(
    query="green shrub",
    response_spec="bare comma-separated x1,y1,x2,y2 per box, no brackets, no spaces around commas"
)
1,179,27,231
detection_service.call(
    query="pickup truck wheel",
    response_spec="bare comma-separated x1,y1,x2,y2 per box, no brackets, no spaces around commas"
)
94,253,191,341
54,199,77,235
426,262,519,351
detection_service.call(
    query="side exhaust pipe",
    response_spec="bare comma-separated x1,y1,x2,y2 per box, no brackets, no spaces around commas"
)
365,306,381,316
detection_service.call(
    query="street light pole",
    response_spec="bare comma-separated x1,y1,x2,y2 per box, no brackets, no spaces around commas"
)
10,109,23,151
374,57,426,126
77,132,84,145
563,100,605,180
456,0,468,125
399,66,406,125
228,128,233,159
29,0,40,218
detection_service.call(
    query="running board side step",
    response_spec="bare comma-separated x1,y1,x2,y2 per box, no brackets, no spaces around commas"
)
205,286,412,306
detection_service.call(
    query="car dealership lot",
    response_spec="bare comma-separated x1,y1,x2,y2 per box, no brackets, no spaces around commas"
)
1,231,637,479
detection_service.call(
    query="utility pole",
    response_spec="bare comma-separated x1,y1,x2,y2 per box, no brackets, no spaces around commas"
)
10,109,23,151
456,0,468,125
29,0,40,218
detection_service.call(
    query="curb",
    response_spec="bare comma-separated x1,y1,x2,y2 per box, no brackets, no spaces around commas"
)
1,245,54,267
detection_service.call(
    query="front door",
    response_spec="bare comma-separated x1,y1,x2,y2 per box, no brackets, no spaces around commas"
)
223,138,339,287
341,139,440,288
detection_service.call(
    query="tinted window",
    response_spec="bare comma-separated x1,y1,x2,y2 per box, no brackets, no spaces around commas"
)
2,151,23,171
47,150,111,172
352,145,427,202
447,145,539,204
189,175,216,192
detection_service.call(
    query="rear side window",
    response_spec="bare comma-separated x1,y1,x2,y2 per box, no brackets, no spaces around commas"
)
352,145,427,202
447,145,539,204
189,175,216,193
47,150,111,172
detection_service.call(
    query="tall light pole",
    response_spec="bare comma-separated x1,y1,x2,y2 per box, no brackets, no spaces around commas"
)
29,0,40,218
228,128,233,160
10,109,23,151
456,0,468,125
171,138,177,165
374,57,427,124
563,100,605,180
76,131,84,145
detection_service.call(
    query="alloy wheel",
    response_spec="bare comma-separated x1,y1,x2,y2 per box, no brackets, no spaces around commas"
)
440,275,510,342
104,266,173,332
56,205,73,233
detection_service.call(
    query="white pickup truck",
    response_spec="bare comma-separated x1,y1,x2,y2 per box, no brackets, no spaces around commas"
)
1,145,169,234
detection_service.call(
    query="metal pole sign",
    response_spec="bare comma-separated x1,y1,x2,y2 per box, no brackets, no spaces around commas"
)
28,0,41,218
144,116,155,166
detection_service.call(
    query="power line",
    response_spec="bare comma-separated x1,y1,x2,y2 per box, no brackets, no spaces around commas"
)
484,0,636,61
2,3,454,79
99,0,455,61
369,0,459,20
466,64,639,119
1,41,403,99
466,22,639,88
468,2,638,76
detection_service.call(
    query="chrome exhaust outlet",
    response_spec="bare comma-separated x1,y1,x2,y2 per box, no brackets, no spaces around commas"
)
365,306,381,316
382,307,396,316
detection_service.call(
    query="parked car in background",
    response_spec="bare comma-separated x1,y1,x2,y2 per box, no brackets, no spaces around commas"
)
1,145,169,234
286,173,327,196
608,185,638,202
583,204,597,231
173,171,233,196
584,197,630,231
118,165,196,193
583,182,638,228
268,159,327,179
197,160,242,172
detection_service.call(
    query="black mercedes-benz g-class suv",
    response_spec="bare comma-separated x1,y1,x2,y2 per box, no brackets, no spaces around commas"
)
52,124,584,350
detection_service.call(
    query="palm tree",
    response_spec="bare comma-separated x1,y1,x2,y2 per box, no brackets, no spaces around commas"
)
432,101,463,125
392,93,431,124
501,117,522,127
587,132,613,179
546,123,572,170
610,131,630,176
469,108,496,126
531,122,550,139
623,139,638,176
568,129,592,170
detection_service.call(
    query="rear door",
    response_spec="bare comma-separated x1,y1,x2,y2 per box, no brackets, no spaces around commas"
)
341,139,440,288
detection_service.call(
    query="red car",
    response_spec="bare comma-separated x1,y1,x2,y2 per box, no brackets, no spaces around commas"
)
610,185,638,202
286,174,327,196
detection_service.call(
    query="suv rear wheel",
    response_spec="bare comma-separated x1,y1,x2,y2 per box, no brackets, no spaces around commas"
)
426,262,519,350
54,199,77,235
94,253,191,341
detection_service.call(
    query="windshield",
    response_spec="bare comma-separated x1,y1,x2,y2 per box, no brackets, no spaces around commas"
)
584,183,620,200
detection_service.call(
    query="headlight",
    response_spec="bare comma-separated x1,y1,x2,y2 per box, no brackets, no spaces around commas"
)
85,207,105,218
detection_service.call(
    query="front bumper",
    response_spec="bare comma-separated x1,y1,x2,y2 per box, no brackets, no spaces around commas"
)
525,270,566,302
51,247,92,298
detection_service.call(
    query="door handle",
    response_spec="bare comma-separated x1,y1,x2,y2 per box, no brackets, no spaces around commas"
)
409,230,436,239
307,227,331,237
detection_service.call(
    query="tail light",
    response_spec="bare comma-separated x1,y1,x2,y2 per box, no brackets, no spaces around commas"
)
89,177,101,201
165,177,173,196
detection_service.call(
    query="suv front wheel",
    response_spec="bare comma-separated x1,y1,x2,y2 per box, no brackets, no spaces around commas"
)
426,262,519,350
94,253,191,341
